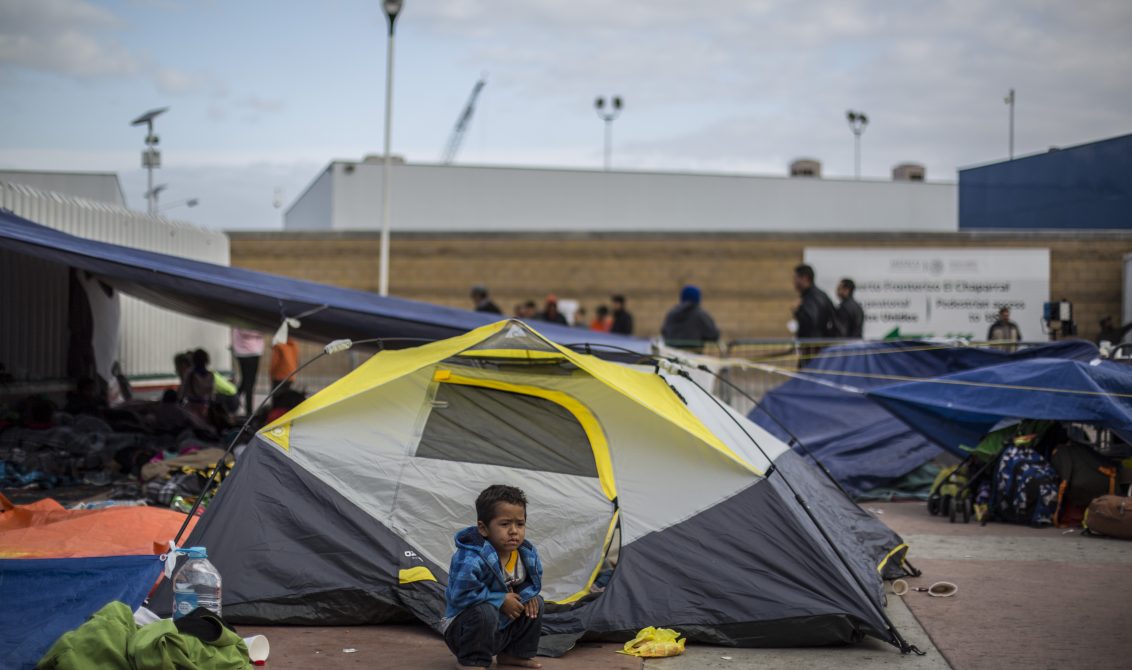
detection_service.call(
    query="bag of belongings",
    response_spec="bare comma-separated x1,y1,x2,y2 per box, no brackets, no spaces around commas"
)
993,434,1059,527
1083,495,1132,540
617,627,686,658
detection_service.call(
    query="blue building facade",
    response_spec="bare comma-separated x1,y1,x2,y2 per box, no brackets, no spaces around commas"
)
959,133,1132,230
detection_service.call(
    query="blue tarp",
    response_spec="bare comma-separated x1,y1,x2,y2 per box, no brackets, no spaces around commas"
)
747,340,1098,496
0,555,163,670
869,357,1132,456
0,210,648,353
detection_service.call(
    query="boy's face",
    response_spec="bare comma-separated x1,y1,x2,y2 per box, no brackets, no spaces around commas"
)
477,502,527,554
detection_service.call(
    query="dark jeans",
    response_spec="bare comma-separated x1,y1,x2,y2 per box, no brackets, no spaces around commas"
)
444,598,542,667
235,355,259,416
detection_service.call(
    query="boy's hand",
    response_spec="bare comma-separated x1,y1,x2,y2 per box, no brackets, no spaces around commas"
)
523,598,540,619
501,592,523,620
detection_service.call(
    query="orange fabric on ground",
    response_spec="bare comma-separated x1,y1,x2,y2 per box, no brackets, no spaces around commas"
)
270,338,299,382
0,494,197,558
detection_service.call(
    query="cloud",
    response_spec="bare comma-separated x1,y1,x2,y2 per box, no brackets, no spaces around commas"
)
0,0,140,77
413,0,1132,177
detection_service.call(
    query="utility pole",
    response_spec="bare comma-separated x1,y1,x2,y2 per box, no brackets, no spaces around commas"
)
1005,88,1015,160
130,107,168,216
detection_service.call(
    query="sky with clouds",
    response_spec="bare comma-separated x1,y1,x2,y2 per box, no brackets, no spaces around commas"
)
1,0,1129,230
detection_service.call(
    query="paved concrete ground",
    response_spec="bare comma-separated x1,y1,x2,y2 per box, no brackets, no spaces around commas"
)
873,501,1132,670
242,502,1132,669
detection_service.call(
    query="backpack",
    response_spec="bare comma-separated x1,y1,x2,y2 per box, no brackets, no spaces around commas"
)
993,443,1060,526
1050,443,1118,527
1083,495,1132,540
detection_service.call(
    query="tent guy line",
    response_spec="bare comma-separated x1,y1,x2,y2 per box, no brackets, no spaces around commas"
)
739,361,1132,399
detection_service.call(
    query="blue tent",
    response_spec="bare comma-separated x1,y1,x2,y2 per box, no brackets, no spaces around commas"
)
747,340,1098,496
869,357,1132,456
0,210,648,353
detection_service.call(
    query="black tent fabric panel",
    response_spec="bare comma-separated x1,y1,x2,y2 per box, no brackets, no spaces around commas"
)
578,479,891,646
152,441,447,624
772,450,908,605
417,384,598,478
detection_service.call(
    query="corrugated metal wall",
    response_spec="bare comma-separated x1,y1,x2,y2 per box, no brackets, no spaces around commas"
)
1,181,231,382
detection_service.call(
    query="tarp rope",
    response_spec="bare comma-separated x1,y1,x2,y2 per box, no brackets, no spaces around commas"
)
734,360,1132,400
732,340,1038,364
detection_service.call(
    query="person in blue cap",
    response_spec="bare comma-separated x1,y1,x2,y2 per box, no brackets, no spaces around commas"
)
660,284,720,351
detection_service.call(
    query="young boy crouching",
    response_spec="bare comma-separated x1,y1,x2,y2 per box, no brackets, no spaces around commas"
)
443,485,543,669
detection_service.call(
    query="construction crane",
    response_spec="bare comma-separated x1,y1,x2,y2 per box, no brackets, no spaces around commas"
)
441,77,486,164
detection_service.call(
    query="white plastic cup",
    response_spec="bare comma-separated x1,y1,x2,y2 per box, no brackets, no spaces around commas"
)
243,635,270,664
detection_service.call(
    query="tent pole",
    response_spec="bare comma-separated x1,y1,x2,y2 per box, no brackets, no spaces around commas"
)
171,334,417,546
673,371,924,655
700,365,855,500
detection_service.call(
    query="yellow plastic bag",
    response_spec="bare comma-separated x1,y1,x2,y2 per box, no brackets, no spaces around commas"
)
617,626,686,658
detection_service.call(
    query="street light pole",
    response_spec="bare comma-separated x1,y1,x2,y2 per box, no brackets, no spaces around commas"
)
378,0,403,297
594,96,623,171
1004,88,1015,160
130,107,168,216
846,110,869,180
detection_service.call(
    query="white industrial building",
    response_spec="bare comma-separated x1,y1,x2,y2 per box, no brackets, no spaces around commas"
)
284,159,958,233
0,170,127,208
0,179,230,390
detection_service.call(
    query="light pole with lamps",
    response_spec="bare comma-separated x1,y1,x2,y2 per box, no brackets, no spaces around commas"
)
846,110,868,180
130,107,169,216
377,0,403,297
594,96,623,171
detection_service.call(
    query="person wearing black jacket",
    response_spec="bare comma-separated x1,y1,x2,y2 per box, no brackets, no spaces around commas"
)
835,278,865,338
609,294,634,335
661,285,720,351
793,264,837,338
470,285,502,314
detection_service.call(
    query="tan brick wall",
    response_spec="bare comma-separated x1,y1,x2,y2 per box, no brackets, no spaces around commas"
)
230,231,1132,344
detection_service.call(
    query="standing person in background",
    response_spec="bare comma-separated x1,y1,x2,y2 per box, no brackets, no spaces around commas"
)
834,278,865,338
232,328,264,416
661,285,720,351
792,264,837,339
610,294,634,335
590,305,612,332
471,285,502,314
179,348,215,419
270,335,299,392
988,307,1022,342
537,295,568,325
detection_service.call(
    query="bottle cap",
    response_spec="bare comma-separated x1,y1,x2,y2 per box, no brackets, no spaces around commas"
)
185,546,208,559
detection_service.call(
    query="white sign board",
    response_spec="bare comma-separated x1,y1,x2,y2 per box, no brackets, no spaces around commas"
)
803,248,1050,340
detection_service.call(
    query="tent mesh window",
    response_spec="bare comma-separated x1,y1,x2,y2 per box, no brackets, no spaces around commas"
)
415,383,599,478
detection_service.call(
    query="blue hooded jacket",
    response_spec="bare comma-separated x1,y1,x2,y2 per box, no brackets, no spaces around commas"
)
444,526,543,629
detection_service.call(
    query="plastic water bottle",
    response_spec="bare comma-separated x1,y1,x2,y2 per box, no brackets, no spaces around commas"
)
172,547,222,619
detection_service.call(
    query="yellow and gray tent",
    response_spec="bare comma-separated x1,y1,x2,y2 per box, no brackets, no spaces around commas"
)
172,321,913,650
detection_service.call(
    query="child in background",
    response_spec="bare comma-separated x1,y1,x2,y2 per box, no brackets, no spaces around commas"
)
443,485,543,669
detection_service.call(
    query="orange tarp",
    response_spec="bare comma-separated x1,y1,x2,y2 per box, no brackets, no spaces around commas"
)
0,494,197,559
